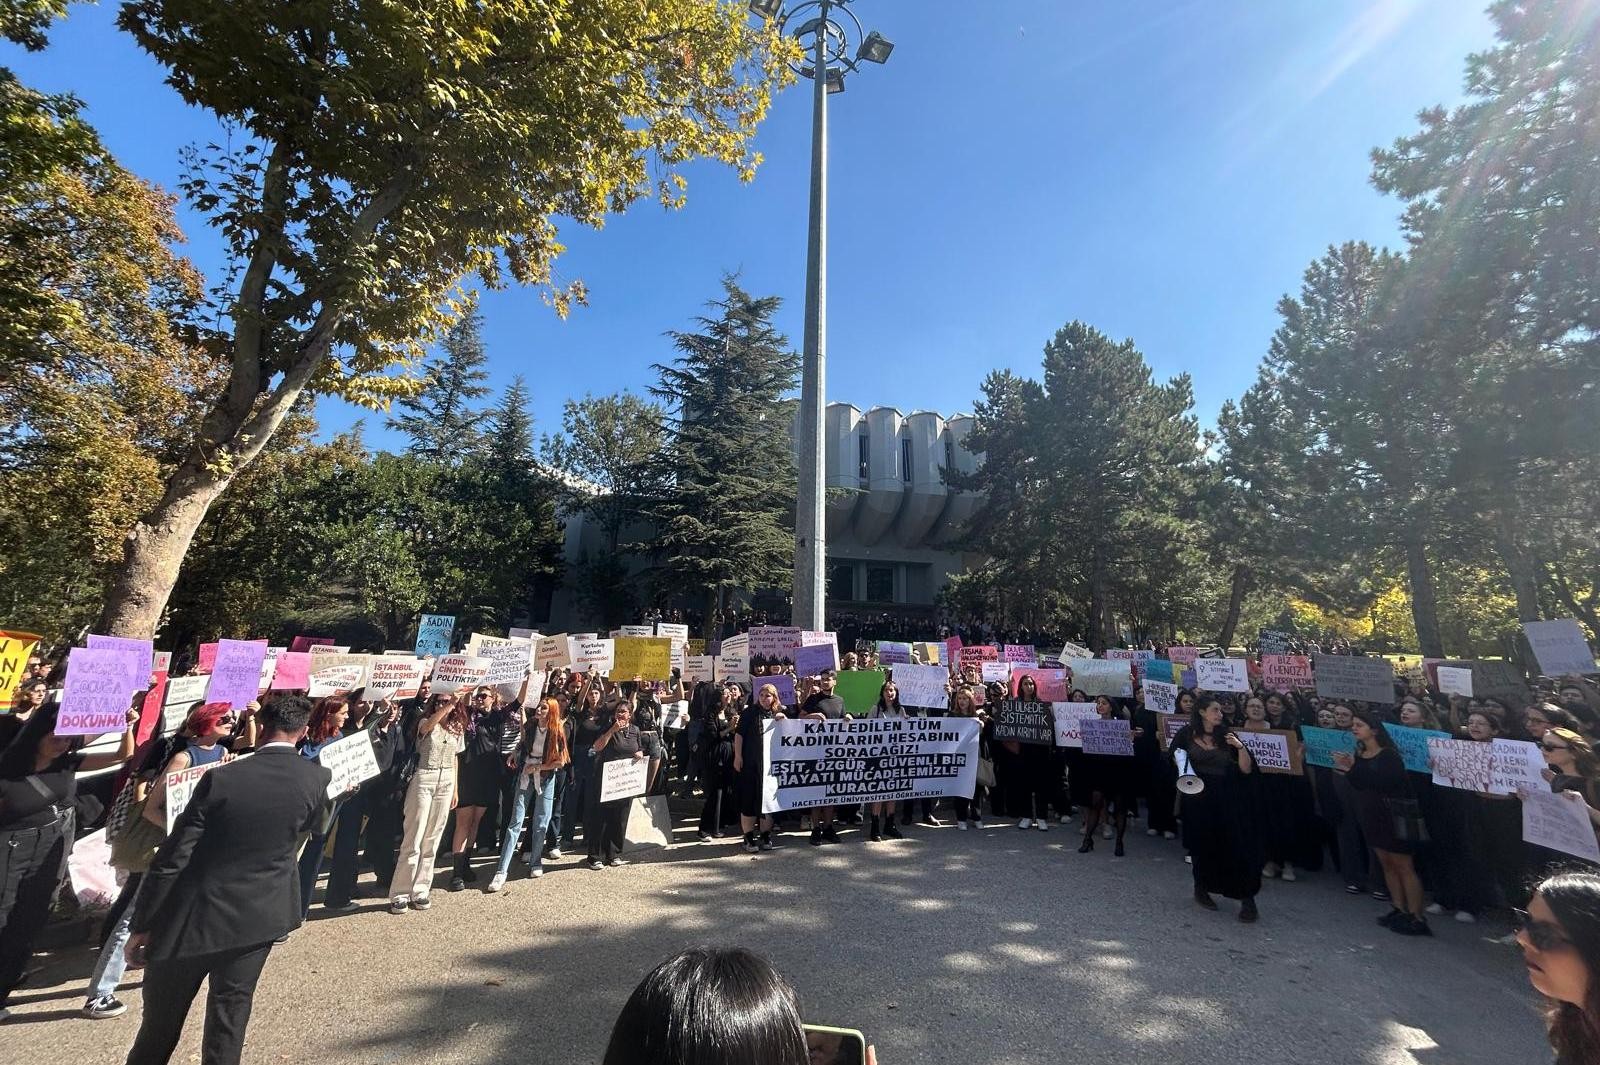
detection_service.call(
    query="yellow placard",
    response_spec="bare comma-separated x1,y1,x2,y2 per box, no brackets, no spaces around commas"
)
0,630,42,711
612,637,673,681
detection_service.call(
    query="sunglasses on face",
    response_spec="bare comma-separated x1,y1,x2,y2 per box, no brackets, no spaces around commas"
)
1513,909,1572,952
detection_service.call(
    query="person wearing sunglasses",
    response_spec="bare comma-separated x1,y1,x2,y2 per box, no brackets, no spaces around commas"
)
1519,872,1600,1064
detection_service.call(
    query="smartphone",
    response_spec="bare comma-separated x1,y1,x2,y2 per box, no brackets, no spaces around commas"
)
802,1024,867,1065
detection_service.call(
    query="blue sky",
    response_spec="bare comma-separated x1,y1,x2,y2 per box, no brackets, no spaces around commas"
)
8,1,1496,448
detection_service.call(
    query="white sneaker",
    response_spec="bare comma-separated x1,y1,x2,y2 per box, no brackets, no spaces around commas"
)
1057,813,1069,824
1017,818,1032,829
1163,831,1176,840
1281,866,1297,882
1425,903,1445,915
1456,910,1477,924
1101,826,1113,840
1036,819,1049,831
1145,828,1158,837
485,873,506,893
1263,861,1282,879
1184,854,1192,864
528,865,544,879
957,821,968,831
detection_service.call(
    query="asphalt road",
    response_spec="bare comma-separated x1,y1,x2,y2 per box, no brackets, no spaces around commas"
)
2,813,1551,1064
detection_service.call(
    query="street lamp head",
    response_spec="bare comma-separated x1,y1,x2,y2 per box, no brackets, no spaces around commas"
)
856,29,894,64
826,68,846,93
748,0,782,19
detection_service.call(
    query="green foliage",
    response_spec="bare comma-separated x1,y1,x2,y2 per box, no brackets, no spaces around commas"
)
386,310,491,462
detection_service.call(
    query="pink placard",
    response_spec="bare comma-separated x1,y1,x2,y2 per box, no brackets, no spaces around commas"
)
1011,667,1068,701
270,651,312,690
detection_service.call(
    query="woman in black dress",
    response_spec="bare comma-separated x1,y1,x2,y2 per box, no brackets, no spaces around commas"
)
733,682,787,853
696,683,740,843
1334,709,1430,936
1077,695,1142,857
449,685,524,891
1173,696,1263,921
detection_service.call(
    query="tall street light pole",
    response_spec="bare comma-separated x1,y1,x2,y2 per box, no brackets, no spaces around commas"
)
749,0,894,632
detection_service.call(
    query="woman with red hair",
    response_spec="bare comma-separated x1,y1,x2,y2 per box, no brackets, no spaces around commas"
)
488,698,570,892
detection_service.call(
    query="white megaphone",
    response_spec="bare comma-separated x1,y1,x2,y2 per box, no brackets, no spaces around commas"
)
1174,748,1205,795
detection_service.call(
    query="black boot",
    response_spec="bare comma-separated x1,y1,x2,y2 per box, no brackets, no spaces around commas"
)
1194,886,1217,910
448,852,469,892
869,815,882,842
1078,835,1094,853
1239,897,1259,923
885,818,903,840
743,831,759,853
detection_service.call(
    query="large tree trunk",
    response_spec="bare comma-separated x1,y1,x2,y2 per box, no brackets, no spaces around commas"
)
1493,510,1542,621
1087,556,1110,653
1403,529,1446,657
1216,563,1250,648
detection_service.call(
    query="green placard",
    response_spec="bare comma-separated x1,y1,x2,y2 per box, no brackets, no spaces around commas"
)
835,669,886,717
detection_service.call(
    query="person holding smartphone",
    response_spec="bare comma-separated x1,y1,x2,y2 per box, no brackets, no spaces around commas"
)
585,699,644,870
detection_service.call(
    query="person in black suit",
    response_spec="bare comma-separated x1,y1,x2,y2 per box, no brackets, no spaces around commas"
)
123,695,332,1065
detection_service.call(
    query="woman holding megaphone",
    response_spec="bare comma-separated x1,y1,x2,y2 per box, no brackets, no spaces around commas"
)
1171,696,1264,922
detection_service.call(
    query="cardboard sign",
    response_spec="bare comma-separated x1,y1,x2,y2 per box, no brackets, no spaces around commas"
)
414,614,455,658
1429,738,1494,792
86,635,156,694
1522,619,1598,677
1523,789,1600,863
682,655,715,686
993,700,1054,745
1312,654,1396,704
1058,641,1095,660
306,653,370,698
1051,702,1102,748
1235,729,1301,775
1070,660,1133,698
748,626,802,668
1144,680,1179,714
1436,666,1473,697
205,639,269,710
1490,738,1548,796
1003,644,1037,665
794,641,839,677
893,663,950,710
599,757,649,803
1300,726,1357,769
1261,655,1312,690
535,634,571,669
1195,658,1251,693
1081,717,1134,757
1384,723,1451,773
319,729,380,798
366,656,428,701
835,670,885,716
610,636,671,682
1011,667,1068,702
567,638,616,674
429,654,492,694
0,630,41,711
1167,646,1201,666
57,647,136,736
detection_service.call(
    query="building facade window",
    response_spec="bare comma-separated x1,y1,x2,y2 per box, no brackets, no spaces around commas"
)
858,434,870,479
828,562,856,602
866,566,895,603
943,438,955,475
900,438,913,483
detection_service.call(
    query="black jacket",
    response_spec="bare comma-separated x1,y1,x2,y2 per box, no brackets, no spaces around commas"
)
131,743,333,960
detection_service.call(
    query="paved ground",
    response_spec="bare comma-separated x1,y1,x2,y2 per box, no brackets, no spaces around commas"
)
3,812,1550,1065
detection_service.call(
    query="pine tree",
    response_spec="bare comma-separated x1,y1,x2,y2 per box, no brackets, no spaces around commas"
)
386,309,491,462
483,375,535,474
647,277,800,633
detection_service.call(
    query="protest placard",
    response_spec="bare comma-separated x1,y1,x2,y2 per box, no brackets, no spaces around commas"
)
306,653,369,697
1070,659,1133,698
1195,658,1251,693
160,674,210,732
1300,726,1357,769
980,661,1012,684
993,700,1054,745
318,729,380,798
152,650,172,674
289,635,334,654
1144,680,1179,714
1384,723,1451,773
1167,646,1201,666
611,625,651,639
1258,629,1293,655
476,634,536,688
165,759,227,832
1081,717,1134,757
57,647,139,736
87,635,156,694
958,645,1000,668
1010,667,1068,701
835,670,885,716
1051,702,1101,748
0,630,40,711
1522,789,1600,863
430,654,492,694
414,614,455,657
204,639,269,710
877,641,912,665
682,655,715,686
533,634,570,669
1057,641,1094,660
655,622,690,640
661,702,689,730
196,642,218,674
1469,660,1530,706
1429,738,1494,792
714,653,750,684
912,641,943,665
308,643,352,658
751,672,796,706
1436,666,1473,697
719,632,749,658
1235,729,1301,774
508,627,539,641
1522,619,1598,677
1137,659,1174,684
1261,655,1312,690
761,716,980,812
1104,649,1138,660
268,651,310,692
568,638,615,674
894,663,950,710
1003,644,1037,665
1490,738,1548,796
749,626,802,669
258,648,283,690
366,656,428,701
794,641,839,677
599,758,649,803
1157,712,1186,750
1312,654,1396,704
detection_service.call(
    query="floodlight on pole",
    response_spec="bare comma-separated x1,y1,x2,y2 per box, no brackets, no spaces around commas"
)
751,0,895,633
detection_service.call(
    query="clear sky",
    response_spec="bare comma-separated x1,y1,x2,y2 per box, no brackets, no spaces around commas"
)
7,1,1496,448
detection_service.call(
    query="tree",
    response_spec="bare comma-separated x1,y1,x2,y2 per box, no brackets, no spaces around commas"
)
95,0,794,637
648,278,799,636
386,310,491,462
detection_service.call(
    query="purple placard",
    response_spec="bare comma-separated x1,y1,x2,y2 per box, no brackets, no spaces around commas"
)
206,639,270,709
794,642,838,677
750,672,796,707
1081,717,1134,756
86,635,156,693
57,647,135,736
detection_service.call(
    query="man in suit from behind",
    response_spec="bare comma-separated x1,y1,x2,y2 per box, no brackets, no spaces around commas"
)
124,694,333,1065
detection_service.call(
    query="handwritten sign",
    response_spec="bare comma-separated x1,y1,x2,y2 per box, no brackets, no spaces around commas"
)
993,700,1054,745
959,645,1001,668
1235,730,1301,775
715,653,750,684
1300,726,1357,769
1195,658,1251,693
1081,717,1134,756
205,639,269,710
877,641,912,665
835,670,884,716
86,635,156,694
1436,666,1473,697
57,647,135,736
599,758,648,803
682,655,715,686
794,641,839,677
1069,660,1133,698
1312,654,1395,705
752,672,796,707
1384,723,1451,773
1261,655,1312,690
534,634,571,669
0,630,41,711
269,651,311,691
1011,667,1067,701
1522,789,1600,862
1429,738,1493,793
164,759,228,832
1003,644,1037,665
613,637,673,681
288,635,334,654
1144,680,1179,714
1051,702,1102,749
414,614,455,658
980,661,1012,684
893,663,950,710
1490,738,1548,796
318,730,380,798
1523,619,1598,677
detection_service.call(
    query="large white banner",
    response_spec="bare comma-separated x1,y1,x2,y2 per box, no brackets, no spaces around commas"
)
761,717,980,813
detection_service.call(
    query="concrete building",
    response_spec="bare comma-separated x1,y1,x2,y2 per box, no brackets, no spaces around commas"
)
538,402,983,629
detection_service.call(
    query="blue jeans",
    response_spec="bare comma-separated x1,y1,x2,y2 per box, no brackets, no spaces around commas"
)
495,771,559,878
87,877,142,1000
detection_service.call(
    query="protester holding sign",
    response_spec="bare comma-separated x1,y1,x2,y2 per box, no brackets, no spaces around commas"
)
488,697,570,891
388,693,465,914
324,698,405,911
584,699,645,870
1334,711,1430,936
1237,696,1310,883
0,701,140,1018
1075,696,1141,857
800,670,847,846
734,683,787,853
1172,696,1262,921
450,682,527,891
948,686,990,830
866,681,912,843
1132,685,1178,840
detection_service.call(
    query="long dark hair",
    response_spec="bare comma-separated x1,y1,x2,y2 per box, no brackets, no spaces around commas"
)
1537,873,1600,1065
1352,709,1398,754
602,947,807,1065
0,702,80,778
1189,696,1229,742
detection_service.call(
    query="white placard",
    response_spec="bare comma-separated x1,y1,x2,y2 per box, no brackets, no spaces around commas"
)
1070,660,1133,698
599,758,648,803
1428,737,1493,792
1195,658,1251,693
568,638,615,673
429,654,492,694
894,663,950,710
1490,738,1549,796
682,655,715,686
1522,789,1600,863
365,656,428,701
1436,665,1474,697
535,634,571,669
1523,619,1598,677
656,623,690,640
980,661,1013,683
1051,702,1102,748
319,729,380,798
1144,680,1179,714
761,716,979,812
715,653,750,684
165,759,225,832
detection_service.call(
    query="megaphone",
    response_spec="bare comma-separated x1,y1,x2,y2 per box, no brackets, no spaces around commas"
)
1174,749,1205,795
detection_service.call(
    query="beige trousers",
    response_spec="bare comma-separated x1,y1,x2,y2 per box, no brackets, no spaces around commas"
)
388,764,454,901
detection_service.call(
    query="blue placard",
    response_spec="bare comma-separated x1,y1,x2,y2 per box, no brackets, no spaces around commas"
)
1385,723,1451,774
415,614,455,657
1300,726,1357,769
